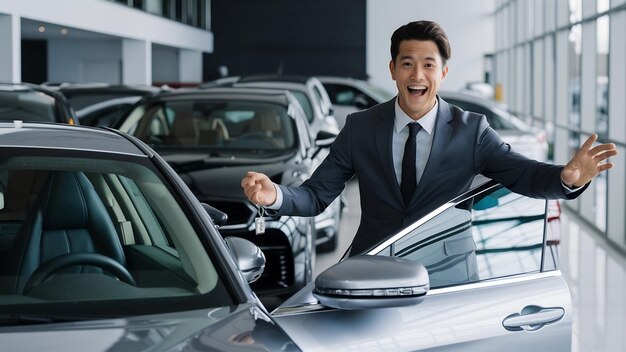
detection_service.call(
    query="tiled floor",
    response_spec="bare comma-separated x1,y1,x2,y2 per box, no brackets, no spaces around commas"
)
558,208,626,352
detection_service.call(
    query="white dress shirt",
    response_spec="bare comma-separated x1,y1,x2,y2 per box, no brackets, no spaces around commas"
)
392,98,437,187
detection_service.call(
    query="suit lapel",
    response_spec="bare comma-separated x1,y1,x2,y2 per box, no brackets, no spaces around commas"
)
411,96,454,205
375,98,404,205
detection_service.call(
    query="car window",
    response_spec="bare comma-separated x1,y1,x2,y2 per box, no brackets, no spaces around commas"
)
375,184,548,289
130,100,297,151
289,91,314,123
0,90,58,123
324,83,377,108
64,93,143,111
0,153,233,317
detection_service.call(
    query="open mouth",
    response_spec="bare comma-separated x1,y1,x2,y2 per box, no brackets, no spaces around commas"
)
408,85,427,97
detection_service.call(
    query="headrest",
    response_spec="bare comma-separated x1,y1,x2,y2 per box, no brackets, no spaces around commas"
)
171,112,199,138
42,172,93,230
250,108,281,132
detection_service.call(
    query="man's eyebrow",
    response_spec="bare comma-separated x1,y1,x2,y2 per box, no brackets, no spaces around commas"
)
398,55,437,61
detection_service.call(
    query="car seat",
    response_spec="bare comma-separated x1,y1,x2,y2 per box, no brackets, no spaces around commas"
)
2,171,127,294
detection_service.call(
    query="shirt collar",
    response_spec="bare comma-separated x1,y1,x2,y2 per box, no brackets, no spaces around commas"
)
394,97,438,134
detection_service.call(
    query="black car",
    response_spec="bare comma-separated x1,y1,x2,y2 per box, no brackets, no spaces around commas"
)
200,75,345,251
55,83,162,127
117,87,335,299
0,82,76,124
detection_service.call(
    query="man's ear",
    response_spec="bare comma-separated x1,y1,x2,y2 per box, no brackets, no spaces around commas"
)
441,65,449,79
389,60,396,81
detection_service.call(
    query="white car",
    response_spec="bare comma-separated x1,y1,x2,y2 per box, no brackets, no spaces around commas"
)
319,76,549,161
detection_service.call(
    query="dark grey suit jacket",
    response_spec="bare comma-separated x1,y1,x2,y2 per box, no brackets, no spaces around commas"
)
276,96,584,254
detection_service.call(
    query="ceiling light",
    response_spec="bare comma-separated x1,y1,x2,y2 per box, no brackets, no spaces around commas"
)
38,26,45,33
60,28,68,35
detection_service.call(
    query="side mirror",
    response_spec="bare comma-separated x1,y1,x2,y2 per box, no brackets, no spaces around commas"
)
313,255,429,310
202,203,228,227
224,237,266,283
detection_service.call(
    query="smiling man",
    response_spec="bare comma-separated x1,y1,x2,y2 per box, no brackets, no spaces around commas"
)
242,20,617,255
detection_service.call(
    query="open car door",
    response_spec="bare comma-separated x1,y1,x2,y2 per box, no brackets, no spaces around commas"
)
273,180,571,351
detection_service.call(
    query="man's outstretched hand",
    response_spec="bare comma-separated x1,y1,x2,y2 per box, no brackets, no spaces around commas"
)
561,134,618,188
241,171,277,206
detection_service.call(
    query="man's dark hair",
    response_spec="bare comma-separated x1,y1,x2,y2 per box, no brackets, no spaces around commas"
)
390,20,451,66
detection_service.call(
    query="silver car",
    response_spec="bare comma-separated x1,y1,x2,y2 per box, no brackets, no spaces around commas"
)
273,177,570,351
0,122,570,350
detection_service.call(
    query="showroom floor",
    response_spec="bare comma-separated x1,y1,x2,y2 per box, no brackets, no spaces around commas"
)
559,210,626,352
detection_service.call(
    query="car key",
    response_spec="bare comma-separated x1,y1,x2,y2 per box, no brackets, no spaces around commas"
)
255,205,265,235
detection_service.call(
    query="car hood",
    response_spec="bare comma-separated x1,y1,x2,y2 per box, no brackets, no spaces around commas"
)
0,303,299,351
160,151,303,200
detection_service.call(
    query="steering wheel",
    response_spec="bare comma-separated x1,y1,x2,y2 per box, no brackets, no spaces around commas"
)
23,253,137,294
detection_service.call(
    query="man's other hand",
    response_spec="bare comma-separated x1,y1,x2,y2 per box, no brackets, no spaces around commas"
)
561,134,618,187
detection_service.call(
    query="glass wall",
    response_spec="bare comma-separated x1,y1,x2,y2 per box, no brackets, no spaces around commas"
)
494,0,626,252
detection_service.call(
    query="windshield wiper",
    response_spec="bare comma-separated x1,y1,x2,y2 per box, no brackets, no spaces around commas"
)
0,313,114,326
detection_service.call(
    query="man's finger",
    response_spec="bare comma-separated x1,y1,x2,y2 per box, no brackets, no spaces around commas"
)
580,133,598,151
593,149,618,162
589,143,617,156
598,162,614,172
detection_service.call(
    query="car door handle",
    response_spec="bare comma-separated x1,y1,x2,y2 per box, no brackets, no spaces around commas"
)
502,305,565,332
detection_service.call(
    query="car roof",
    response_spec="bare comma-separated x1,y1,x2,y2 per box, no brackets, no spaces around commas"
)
238,74,311,84
152,86,296,106
0,82,62,96
0,122,146,156
57,84,162,95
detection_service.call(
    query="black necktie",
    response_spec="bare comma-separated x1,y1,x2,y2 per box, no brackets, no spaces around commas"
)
401,122,421,205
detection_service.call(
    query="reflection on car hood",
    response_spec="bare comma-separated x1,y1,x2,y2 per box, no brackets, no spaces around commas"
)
161,151,303,200
0,303,298,351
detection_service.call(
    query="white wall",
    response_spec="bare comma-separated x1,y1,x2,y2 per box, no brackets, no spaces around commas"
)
0,0,213,52
367,0,495,94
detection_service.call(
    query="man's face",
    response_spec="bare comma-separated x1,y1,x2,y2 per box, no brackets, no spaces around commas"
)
389,39,448,120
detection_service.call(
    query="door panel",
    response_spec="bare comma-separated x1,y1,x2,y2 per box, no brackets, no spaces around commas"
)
274,273,571,351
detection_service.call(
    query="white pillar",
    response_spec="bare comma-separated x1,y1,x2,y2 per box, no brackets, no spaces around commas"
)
179,49,202,83
122,38,151,85
0,14,21,83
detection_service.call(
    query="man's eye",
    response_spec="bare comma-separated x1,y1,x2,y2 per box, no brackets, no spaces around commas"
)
425,63,434,68
402,62,412,67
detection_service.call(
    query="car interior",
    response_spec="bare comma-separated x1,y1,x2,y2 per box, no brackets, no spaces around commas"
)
132,101,295,150
0,155,232,311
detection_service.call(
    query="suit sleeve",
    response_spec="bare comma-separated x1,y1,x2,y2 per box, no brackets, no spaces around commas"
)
275,113,357,217
474,116,586,199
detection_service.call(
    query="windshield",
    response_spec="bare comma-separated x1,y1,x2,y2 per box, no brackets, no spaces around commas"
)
0,90,57,123
0,151,233,320
124,100,297,151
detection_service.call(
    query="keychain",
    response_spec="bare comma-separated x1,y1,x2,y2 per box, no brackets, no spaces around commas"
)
255,205,265,235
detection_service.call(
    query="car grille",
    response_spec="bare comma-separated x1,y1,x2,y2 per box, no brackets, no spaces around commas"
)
207,200,255,227
222,228,295,296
